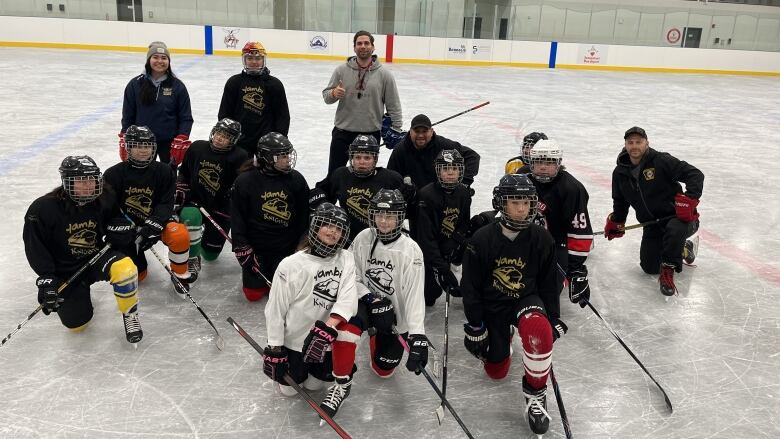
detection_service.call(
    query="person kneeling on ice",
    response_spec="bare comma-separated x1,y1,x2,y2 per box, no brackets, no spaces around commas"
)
23,156,143,344
460,174,564,437
104,125,194,296
350,189,429,377
177,118,248,280
262,203,360,419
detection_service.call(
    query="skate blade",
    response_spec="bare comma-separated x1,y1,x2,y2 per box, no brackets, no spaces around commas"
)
435,404,445,425
319,419,325,427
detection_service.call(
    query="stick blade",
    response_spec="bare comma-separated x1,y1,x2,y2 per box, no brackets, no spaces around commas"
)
435,404,445,425
215,335,226,351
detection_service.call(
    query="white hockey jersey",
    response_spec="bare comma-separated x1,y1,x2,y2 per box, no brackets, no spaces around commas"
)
349,228,426,335
265,249,359,351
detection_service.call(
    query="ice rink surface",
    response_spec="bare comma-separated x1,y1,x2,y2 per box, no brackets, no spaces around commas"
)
1,47,779,438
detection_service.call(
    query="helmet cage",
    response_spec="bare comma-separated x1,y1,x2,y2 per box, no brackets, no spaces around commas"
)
309,212,350,257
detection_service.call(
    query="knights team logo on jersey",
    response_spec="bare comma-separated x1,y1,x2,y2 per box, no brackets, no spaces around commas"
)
441,207,459,237
643,168,655,181
365,267,395,296
198,167,221,194
241,85,266,114
261,191,291,224
68,228,97,249
492,256,527,298
313,278,339,310
346,187,372,225
125,187,154,218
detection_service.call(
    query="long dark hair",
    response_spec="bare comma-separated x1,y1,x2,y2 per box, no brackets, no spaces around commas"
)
140,60,177,106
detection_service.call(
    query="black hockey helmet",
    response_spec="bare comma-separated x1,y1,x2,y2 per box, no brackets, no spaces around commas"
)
59,155,103,205
492,173,538,231
434,149,465,190
348,134,380,177
521,131,548,164
210,118,241,152
309,202,350,257
368,188,406,241
124,125,157,168
256,132,296,174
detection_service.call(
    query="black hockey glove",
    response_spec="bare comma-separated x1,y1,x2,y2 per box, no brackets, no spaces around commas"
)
551,318,568,342
308,187,327,212
434,267,461,297
406,334,430,374
138,219,164,251
174,181,190,212
302,320,338,363
568,266,590,308
105,217,136,248
469,210,497,235
368,296,396,333
463,323,488,360
262,345,289,383
234,245,263,277
36,276,62,315
401,176,417,204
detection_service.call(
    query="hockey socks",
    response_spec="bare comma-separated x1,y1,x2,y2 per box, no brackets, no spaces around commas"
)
519,311,553,389
484,356,511,380
243,286,269,302
332,322,360,377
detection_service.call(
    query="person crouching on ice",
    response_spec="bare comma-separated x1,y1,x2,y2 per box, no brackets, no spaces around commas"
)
350,189,429,377
23,156,142,344
460,173,565,437
262,203,360,419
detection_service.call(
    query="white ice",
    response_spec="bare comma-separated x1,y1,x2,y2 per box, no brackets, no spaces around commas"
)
1,47,779,438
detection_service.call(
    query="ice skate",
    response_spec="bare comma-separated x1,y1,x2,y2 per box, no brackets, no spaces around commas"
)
659,262,677,297
523,378,551,437
319,375,352,419
122,304,143,344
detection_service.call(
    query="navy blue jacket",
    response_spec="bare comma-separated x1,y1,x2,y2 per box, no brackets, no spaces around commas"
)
121,74,193,142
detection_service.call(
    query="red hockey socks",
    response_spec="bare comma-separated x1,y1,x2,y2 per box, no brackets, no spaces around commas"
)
519,311,553,389
484,356,511,379
332,322,361,376
243,286,269,302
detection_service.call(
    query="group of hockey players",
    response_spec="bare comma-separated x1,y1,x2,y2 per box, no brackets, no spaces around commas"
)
22,31,704,437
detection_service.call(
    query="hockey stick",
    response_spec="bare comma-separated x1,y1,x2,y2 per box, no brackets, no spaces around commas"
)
226,317,352,439
431,101,490,127
149,247,225,350
435,288,450,425
550,366,573,439
197,205,274,288
585,301,673,412
394,329,475,439
594,215,675,237
1,243,113,348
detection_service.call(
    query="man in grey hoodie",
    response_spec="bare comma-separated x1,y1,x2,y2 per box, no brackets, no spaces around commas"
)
322,31,402,176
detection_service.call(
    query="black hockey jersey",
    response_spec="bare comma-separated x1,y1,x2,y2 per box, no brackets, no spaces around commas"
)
532,170,592,272
217,70,290,156
103,161,175,226
461,222,559,327
314,167,403,242
179,140,248,213
230,167,309,251
412,183,471,270
23,191,116,277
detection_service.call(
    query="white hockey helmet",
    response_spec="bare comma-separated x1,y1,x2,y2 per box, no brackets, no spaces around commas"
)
529,139,563,183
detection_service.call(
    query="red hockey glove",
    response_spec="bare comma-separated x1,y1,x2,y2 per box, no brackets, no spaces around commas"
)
169,134,191,167
604,214,625,240
674,193,699,223
118,132,128,161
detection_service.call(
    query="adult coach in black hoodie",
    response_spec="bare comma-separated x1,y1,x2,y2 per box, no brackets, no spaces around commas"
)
604,126,704,297
218,41,290,158
387,114,480,190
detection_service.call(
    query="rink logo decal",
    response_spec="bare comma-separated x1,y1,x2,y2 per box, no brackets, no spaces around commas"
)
448,45,466,54
365,265,395,296
309,36,328,50
643,168,655,181
583,46,601,64
241,86,266,114
492,257,527,297
223,28,240,49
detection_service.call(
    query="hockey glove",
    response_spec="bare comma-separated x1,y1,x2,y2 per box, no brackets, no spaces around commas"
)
604,214,625,240
568,266,590,308
138,219,164,252
469,210,497,235
308,187,327,212
105,217,136,248
118,132,128,162
381,114,406,149
551,318,568,342
401,176,417,204
37,276,62,315
302,320,338,363
169,134,191,167
234,245,263,277
674,193,700,223
434,267,461,297
174,181,190,213
262,345,289,383
406,334,430,374
368,296,396,333
463,323,489,360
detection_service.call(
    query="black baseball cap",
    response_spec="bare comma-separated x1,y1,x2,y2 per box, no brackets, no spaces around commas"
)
411,114,432,129
624,126,647,139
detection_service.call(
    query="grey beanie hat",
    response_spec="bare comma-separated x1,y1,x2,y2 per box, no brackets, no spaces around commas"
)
146,41,170,61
